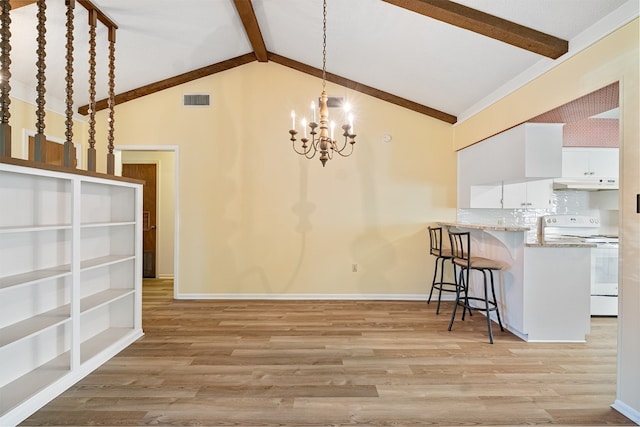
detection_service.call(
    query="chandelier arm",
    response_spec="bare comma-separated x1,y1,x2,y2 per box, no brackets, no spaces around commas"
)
331,134,349,153
291,140,315,157
304,138,321,159
332,142,355,158
305,149,317,160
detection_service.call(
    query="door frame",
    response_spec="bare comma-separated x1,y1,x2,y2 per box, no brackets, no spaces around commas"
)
115,145,180,299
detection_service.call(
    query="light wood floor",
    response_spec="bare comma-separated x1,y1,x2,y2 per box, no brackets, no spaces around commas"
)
22,279,633,426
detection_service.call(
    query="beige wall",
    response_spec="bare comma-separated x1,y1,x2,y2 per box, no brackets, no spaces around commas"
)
121,150,176,279
454,18,640,421
94,61,456,296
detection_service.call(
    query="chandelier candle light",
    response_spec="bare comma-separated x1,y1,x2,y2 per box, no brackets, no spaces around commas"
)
288,0,356,167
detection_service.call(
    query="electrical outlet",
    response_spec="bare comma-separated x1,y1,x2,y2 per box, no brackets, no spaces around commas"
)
352,264,358,272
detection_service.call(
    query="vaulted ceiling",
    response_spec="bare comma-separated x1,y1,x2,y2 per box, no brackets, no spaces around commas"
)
7,0,636,124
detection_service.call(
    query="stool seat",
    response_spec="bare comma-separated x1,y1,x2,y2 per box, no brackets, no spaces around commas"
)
448,231,507,344
453,256,506,270
432,248,453,258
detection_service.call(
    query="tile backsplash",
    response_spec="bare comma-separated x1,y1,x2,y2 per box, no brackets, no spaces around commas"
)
457,189,619,241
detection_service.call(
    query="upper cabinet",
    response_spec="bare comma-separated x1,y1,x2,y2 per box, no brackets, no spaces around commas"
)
502,180,554,209
459,123,563,185
469,180,554,209
561,147,619,178
458,123,563,208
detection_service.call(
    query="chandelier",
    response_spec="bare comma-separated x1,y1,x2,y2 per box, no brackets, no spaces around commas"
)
288,0,356,167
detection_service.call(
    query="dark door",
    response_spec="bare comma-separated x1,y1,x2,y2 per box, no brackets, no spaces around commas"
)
122,163,157,278
28,136,77,167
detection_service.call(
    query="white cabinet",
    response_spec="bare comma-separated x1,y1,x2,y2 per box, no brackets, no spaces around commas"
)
562,147,618,178
0,161,143,426
469,180,553,209
502,180,553,209
469,184,502,208
458,123,563,208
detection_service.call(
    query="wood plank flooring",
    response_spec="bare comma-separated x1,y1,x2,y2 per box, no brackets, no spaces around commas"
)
22,279,634,426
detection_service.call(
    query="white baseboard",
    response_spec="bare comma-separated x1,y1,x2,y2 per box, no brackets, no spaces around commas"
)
157,274,174,280
175,293,438,301
612,399,640,425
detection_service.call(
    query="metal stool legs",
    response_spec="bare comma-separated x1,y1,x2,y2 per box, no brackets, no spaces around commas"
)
448,265,504,344
427,255,456,314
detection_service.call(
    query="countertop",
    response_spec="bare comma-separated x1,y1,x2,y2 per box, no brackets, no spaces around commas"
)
437,222,530,232
436,222,597,248
525,241,597,248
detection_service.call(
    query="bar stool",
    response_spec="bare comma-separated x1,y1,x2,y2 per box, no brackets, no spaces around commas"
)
427,226,458,314
447,231,506,344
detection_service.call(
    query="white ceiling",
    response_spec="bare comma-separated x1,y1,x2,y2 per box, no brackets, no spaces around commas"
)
7,0,638,123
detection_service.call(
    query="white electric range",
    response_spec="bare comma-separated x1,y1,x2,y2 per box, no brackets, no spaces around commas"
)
538,215,618,316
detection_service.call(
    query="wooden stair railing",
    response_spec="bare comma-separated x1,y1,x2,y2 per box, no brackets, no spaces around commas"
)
0,0,118,174
33,0,46,162
106,26,115,174
64,0,75,168
0,0,11,157
86,8,97,171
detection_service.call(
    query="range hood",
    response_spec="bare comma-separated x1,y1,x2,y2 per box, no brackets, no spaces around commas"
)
553,177,618,191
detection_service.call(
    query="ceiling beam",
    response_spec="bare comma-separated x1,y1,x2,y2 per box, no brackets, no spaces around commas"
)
268,52,457,124
232,0,268,62
382,0,568,59
78,53,256,115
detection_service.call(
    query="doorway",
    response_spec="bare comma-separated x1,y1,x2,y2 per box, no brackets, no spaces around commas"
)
116,146,179,298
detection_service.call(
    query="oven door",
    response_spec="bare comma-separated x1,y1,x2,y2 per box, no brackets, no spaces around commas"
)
591,246,618,316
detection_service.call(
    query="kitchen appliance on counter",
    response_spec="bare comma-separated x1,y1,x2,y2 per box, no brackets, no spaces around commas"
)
538,214,619,316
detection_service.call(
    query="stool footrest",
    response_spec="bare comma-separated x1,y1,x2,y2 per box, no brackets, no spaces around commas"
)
457,296,500,312
431,282,460,293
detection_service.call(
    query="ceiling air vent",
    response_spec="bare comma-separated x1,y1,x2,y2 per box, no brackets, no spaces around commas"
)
325,96,343,108
183,93,210,107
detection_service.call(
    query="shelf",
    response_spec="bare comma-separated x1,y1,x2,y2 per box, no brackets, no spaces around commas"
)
80,221,136,229
80,288,135,314
0,266,71,291
0,306,71,348
0,224,72,234
81,328,136,364
80,181,137,224
1,161,141,425
80,255,136,271
0,352,70,415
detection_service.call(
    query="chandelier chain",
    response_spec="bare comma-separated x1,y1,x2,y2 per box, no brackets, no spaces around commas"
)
322,0,327,90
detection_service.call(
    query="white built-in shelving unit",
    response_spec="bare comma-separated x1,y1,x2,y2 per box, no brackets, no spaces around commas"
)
0,160,143,426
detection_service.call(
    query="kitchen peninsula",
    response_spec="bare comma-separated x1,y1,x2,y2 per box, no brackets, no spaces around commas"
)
438,222,593,342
